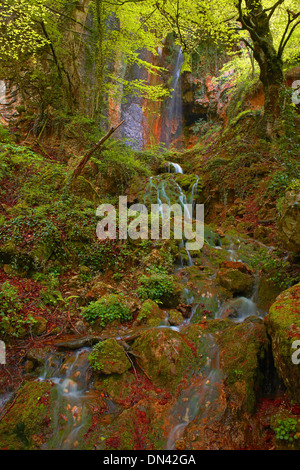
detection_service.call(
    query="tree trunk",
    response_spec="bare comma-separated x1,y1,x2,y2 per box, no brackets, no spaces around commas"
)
253,44,285,139
240,1,287,139
71,120,125,181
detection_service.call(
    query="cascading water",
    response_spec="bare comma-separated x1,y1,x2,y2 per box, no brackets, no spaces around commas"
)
160,47,184,148
38,347,93,450
166,334,222,450
168,162,184,174
144,162,195,266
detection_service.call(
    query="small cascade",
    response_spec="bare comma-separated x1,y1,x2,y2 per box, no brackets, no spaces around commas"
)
166,335,222,450
167,162,184,174
38,348,93,450
144,163,198,266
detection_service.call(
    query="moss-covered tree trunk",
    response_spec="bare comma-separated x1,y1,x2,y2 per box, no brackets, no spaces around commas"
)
238,0,287,140
251,37,285,139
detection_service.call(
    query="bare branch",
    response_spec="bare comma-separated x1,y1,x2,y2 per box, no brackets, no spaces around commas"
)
278,10,300,58
265,0,285,20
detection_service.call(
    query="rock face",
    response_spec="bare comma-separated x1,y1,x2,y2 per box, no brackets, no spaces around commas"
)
277,187,300,254
267,283,300,401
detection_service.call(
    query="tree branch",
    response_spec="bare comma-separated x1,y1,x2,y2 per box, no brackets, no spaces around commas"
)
71,120,125,181
278,11,300,58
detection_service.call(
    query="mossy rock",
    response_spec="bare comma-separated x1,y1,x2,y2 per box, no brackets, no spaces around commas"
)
277,188,300,254
168,310,184,326
219,319,269,413
256,275,282,312
216,267,254,296
88,338,132,375
94,372,137,403
0,242,38,274
132,328,196,390
0,380,56,450
135,300,166,327
267,283,300,402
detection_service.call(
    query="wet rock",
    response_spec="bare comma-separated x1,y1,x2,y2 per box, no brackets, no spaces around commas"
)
0,380,56,449
134,300,166,327
26,347,52,366
277,186,300,253
168,310,184,326
132,328,196,390
216,264,254,296
266,283,300,402
256,275,281,311
88,338,131,375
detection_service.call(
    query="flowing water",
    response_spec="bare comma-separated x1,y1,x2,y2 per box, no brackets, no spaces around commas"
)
161,48,184,148
0,162,271,450
38,347,94,450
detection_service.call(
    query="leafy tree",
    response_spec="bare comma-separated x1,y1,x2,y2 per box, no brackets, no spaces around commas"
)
0,0,169,123
150,0,300,139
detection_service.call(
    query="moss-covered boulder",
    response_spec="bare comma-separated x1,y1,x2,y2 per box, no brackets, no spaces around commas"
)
132,328,195,390
219,319,269,414
168,309,184,326
277,186,300,254
0,380,56,450
216,262,254,296
134,300,166,327
88,339,132,375
266,283,300,401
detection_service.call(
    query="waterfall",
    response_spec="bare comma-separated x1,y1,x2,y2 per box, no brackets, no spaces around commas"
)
161,47,184,148
168,162,184,174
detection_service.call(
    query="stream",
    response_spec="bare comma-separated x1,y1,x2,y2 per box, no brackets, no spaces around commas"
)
39,162,266,449
0,162,271,450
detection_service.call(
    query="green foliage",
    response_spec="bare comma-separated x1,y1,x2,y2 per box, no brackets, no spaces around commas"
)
274,418,300,443
137,272,177,304
249,248,297,290
0,281,36,337
81,294,132,327
0,125,11,144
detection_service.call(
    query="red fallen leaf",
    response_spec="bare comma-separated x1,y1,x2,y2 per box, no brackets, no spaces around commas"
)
60,413,68,422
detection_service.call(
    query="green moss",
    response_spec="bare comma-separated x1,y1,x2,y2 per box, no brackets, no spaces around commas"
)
88,339,131,375
132,328,196,390
81,293,133,327
218,320,269,413
267,283,300,401
0,380,56,450
137,273,183,308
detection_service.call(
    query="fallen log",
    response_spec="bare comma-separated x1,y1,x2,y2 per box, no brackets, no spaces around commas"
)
71,119,125,181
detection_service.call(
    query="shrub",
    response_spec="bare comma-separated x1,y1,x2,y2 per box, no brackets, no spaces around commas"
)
137,273,180,307
81,293,133,327
274,418,300,444
0,281,36,337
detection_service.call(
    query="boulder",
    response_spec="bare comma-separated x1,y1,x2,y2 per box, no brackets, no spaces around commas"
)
132,328,195,389
216,264,254,296
134,300,166,327
266,283,300,401
277,187,300,254
88,338,131,375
